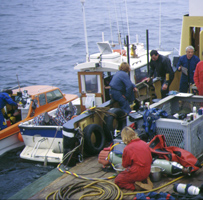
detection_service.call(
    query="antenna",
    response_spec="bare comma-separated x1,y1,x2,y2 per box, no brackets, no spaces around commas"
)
107,1,114,45
113,0,122,54
16,74,21,92
159,0,162,49
80,0,89,62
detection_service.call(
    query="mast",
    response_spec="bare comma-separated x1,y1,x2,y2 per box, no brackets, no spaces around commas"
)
159,0,162,49
80,0,89,62
124,0,130,44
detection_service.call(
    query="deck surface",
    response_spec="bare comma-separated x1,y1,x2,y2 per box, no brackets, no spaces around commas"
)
10,155,203,200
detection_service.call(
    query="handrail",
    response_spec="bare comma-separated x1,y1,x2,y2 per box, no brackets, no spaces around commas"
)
31,137,47,157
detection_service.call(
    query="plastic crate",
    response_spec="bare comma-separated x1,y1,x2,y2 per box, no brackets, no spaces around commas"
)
155,117,203,158
151,94,203,158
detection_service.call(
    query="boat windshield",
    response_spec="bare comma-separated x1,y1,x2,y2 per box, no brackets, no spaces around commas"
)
46,89,63,103
85,75,98,93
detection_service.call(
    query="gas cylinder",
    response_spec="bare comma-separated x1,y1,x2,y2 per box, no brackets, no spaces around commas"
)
108,151,122,165
151,159,184,175
174,183,200,195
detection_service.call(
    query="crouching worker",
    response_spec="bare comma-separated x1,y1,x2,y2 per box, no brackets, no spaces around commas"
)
115,127,153,191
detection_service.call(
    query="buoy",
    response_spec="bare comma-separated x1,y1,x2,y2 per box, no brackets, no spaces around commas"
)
18,132,24,142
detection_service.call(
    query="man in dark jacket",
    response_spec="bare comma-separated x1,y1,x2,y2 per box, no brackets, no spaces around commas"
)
177,45,200,93
109,62,137,114
0,90,18,130
145,50,174,98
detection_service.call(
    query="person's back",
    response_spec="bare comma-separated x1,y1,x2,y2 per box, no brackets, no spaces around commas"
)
0,91,17,109
123,139,151,168
194,61,203,95
115,127,152,191
109,62,137,114
0,90,17,130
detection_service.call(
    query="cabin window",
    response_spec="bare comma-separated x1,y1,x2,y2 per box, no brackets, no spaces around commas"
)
39,93,46,106
46,89,63,103
84,75,98,93
135,66,148,83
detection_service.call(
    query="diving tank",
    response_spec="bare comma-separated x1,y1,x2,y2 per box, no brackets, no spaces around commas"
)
151,159,185,175
108,151,122,165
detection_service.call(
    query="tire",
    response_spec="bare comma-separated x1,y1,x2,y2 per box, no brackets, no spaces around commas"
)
103,108,127,141
83,124,105,155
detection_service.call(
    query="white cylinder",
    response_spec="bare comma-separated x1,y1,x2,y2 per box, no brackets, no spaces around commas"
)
176,183,187,194
188,186,200,195
193,106,197,119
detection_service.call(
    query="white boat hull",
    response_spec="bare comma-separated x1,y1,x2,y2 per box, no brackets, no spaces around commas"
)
19,128,63,163
0,133,24,156
20,145,63,163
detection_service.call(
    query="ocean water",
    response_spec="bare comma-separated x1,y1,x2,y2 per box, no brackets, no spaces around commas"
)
0,0,188,199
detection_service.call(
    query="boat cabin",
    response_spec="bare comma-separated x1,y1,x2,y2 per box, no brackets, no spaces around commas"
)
75,41,174,112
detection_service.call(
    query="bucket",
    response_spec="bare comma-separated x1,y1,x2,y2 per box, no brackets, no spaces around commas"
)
150,166,162,182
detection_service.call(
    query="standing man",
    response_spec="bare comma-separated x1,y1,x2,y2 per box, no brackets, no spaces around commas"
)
0,90,18,130
145,50,174,98
177,46,200,93
109,62,137,114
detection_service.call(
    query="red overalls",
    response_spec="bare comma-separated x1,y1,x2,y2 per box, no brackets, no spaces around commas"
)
194,61,203,95
115,138,152,191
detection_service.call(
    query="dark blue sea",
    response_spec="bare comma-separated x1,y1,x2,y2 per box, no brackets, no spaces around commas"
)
0,0,188,199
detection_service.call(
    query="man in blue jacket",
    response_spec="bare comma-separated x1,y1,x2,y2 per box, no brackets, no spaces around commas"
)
0,90,18,130
109,62,137,114
177,46,200,93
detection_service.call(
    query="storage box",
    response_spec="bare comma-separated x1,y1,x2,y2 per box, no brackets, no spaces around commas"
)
150,94,203,158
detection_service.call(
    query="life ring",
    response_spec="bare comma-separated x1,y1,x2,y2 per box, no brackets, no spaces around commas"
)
103,108,127,141
113,49,126,56
83,124,105,155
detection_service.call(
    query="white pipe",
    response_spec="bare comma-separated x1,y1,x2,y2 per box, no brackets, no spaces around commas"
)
80,0,89,62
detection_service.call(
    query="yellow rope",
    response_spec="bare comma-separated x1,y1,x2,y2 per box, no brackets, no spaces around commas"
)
79,186,104,200
123,175,184,196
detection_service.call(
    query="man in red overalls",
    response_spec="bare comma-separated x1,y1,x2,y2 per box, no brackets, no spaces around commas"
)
194,60,203,95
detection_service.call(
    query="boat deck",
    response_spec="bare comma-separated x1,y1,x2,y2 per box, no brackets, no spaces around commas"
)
11,155,203,200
